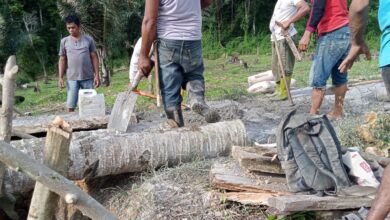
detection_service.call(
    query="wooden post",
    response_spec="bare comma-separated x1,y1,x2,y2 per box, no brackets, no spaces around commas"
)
147,74,153,94
28,117,72,220
154,42,162,107
0,55,18,196
0,140,119,220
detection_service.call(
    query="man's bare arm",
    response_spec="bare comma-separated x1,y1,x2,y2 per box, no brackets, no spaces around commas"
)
349,0,369,45
58,56,67,89
366,165,390,220
201,0,212,9
279,0,310,30
338,0,371,73
90,52,101,87
138,0,159,76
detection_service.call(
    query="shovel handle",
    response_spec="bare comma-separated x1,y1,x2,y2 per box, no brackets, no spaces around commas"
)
129,71,143,92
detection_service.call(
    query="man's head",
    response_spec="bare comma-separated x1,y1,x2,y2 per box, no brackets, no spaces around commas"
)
65,15,81,37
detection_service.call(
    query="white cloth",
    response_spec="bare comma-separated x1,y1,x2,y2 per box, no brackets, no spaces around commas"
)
269,0,302,41
129,38,153,82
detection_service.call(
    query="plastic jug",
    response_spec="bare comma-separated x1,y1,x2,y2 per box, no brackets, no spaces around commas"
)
78,89,105,118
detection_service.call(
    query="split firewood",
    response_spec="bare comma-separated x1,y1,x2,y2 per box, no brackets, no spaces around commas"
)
210,159,289,194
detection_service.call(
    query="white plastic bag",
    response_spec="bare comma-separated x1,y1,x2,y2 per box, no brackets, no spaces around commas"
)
342,151,380,187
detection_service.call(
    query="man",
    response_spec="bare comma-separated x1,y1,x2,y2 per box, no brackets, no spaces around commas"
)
299,0,353,120
58,14,100,112
341,0,390,219
138,0,220,127
269,0,310,101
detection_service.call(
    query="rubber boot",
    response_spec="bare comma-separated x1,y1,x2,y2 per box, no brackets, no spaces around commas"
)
187,80,221,123
266,81,280,97
271,76,290,101
165,106,185,127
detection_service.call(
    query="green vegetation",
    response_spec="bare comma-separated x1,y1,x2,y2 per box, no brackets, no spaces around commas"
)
15,54,380,115
0,0,382,85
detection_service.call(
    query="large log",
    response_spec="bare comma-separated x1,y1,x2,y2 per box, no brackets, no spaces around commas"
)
12,114,108,135
6,120,247,194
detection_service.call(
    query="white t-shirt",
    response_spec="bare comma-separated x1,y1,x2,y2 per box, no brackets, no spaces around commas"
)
269,0,302,41
129,38,154,82
157,0,202,40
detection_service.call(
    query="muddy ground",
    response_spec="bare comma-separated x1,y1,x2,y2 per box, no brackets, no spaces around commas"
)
68,82,388,220
14,83,390,219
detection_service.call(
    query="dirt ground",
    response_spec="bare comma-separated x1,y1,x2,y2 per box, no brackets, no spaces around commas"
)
82,82,389,220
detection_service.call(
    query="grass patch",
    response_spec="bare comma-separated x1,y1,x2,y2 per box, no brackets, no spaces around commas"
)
15,54,380,115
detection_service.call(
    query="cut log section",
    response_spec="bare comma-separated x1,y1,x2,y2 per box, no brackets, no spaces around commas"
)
28,117,73,219
268,194,374,213
12,114,108,135
231,146,284,174
210,159,289,194
7,120,247,194
222,192,277,206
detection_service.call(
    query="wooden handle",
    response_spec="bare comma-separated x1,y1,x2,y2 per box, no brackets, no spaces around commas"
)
272,33,294,106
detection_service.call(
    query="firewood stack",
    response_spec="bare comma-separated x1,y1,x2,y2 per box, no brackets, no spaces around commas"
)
209,145,378,217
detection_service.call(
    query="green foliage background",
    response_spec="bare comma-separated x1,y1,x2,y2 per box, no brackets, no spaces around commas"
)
0,0,381,83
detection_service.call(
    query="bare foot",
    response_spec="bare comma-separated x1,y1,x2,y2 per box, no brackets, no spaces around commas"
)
326,111,343,121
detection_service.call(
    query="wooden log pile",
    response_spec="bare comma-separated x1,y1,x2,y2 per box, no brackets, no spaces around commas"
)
210,145,383,216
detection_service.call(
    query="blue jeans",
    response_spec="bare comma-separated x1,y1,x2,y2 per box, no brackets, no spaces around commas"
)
66,79,93,108
157,39,204,109
310,26,351,88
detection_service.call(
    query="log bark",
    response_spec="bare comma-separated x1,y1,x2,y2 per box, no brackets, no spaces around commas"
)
28,118,72,220
0,56,18,196
6,120,247,194
12,114,108,135
0,140,118,220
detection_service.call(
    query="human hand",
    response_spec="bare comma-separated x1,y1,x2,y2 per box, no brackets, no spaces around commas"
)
299,31,311,52
138,55,153,77
59,78,65,89
338,41,371,73
94,74,101,88
275,20,290,31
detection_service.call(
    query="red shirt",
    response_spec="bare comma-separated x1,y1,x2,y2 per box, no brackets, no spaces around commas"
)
306,0,349,36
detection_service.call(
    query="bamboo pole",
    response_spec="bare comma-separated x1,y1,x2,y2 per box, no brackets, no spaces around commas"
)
28,117,72,220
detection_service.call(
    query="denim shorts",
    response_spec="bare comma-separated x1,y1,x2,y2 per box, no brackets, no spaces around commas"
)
157,39,204,109
309,26,351,88
66,79,93,108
